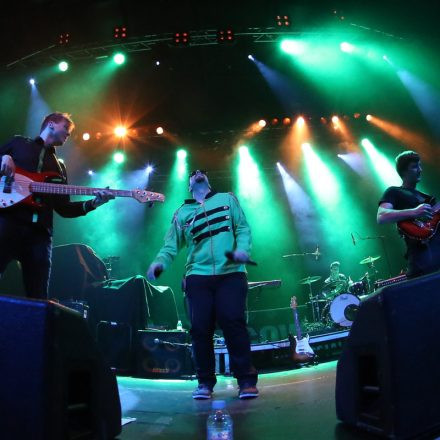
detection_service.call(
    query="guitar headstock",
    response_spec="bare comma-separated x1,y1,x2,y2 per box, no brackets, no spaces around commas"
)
290,296,297,310
132,189,165,204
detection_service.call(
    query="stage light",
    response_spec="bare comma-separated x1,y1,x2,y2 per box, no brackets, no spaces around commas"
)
276,15,290,27
248,54,254,61
366,114,372,121
113,53,125,65
146,165,154,174
353,113,361,119
173,31,190,45
113,25,127,39
258,119,267,128
82,133,90,141
29,78,35,85
58,61,69,72
217,28,234,43
238,145,249,155
114,126,127,137
58,32,70,45
156,126,164,135
332,115,339,124
113,152,125,163
177,149,187,159
88,170,94,176
297,116,305,125
96,132,102,140
282,117,291,125
340,42,355,53
320,117,327,124
271,118,279,126
155,61,160,66
280,39,304,55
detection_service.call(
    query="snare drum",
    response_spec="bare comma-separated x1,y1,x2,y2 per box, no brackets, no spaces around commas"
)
328,293,360,327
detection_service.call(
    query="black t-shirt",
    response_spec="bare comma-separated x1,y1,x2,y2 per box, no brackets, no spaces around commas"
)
379,186,435,210
379,185,436,254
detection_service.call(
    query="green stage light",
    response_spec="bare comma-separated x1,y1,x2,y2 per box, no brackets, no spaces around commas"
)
302,143,340,206
361,138,400,188
113,151,125,163
113,53,126,65
58,61,69,72
340,42,355,53
280,39,305,56
177,149,187,159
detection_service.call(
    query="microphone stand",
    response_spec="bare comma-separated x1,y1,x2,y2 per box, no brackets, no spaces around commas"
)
283,245,321,260
353,232,392,278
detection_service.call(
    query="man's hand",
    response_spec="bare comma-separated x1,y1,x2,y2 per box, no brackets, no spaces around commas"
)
91,187,115,208
231,250,250,263
412,203,433,219
0,155,15,177
147,262,164,281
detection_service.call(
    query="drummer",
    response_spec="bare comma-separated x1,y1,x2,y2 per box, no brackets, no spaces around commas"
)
321,261,352,299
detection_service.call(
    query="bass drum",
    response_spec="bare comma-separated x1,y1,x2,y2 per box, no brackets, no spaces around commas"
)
328,293,360,327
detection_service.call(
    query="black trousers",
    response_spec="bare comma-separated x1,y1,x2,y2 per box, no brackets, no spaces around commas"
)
185,272,257,389
0,216,52,299
407,232,440,278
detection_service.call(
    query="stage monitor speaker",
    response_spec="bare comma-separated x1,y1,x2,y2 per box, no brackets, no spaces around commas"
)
135,330,193,379
96,321,133,374
0,294,121,440
336,271,440,440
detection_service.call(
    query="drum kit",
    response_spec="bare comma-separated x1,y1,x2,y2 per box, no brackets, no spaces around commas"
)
300,255,381,328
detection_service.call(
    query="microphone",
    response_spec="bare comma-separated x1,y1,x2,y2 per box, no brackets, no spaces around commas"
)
225,251,257,266
351,233,356,246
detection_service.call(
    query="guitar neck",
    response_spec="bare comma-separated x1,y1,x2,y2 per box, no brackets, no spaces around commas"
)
292,309,303,339
30,182,133,198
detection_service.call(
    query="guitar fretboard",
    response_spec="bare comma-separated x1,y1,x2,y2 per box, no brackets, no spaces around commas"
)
30,183,133,198
292,309,303,340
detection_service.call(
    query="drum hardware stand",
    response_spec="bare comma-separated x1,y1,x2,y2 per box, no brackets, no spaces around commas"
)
352,232,392,278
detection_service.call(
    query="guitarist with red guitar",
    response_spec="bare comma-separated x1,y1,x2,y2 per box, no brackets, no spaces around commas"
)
377,150,440,278
0,112,163,299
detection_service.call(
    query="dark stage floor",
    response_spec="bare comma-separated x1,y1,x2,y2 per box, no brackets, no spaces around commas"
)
116,360,383,440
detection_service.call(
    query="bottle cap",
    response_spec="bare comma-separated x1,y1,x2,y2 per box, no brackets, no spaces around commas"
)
211,400,226,410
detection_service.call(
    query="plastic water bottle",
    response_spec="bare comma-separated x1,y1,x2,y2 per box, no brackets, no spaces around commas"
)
176,320,183,331
206,400,233,440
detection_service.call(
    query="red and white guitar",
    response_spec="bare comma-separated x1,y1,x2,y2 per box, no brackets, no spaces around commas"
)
0,167,165,209
398,202,440,241
288,296,316,364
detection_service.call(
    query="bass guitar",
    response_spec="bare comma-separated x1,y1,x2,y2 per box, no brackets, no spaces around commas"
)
397,202,440,241
0,167,165,209
288,296,315,364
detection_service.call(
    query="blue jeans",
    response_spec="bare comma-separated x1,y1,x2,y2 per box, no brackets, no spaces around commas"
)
0,216,52,299
185,272,257,389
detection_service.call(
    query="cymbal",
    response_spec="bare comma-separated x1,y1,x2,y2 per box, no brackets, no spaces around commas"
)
299,275,321,284
360,256,381,265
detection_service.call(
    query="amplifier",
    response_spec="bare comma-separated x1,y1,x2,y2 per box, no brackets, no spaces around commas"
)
135,330,193,379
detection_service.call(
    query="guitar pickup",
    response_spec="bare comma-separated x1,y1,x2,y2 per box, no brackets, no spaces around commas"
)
2,176,14,194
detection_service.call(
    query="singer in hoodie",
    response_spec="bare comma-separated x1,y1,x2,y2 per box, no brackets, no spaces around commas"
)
146,170,258,400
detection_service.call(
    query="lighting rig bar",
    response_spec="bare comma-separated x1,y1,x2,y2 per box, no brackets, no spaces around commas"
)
4,25,399,70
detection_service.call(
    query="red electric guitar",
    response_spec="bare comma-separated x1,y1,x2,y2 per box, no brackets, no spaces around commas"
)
397,201,440,241
0,167,165,209
288,296,316,364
